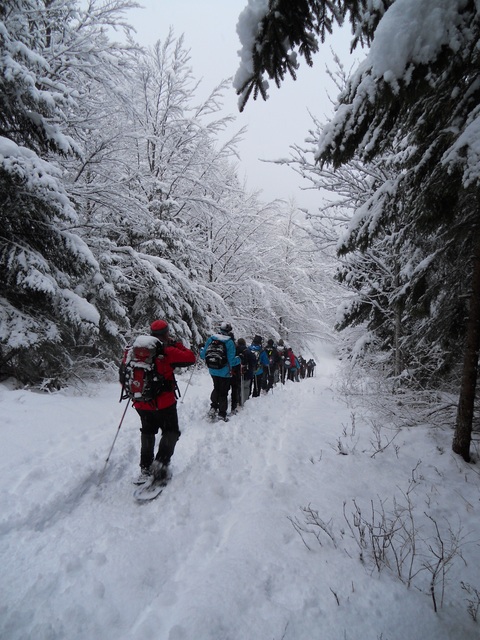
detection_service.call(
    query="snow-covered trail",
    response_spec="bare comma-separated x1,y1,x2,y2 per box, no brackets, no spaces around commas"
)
1,356,340,640
1,348,479,640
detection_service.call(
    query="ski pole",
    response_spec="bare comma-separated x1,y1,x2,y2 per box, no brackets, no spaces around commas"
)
98,399,130,485
180,366,195,403
240,371,245,406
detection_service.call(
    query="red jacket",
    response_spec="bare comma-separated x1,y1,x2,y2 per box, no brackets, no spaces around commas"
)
287,349,297,368
133,341,196,411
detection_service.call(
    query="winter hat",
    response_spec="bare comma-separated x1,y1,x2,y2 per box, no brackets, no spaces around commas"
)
150,319,169,338
220,321,232,335
277,339,284,346
267,338,274,347
252,335,263,345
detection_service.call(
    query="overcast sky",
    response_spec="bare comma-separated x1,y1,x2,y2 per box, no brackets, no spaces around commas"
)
126,0,359,213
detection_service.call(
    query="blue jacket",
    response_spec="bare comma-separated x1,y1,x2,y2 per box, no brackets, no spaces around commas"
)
200,333,240,378
249,344,270,375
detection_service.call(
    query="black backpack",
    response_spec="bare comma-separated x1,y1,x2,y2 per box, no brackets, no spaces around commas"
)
119,335,167,402
205,337,228,369
265,347,277,367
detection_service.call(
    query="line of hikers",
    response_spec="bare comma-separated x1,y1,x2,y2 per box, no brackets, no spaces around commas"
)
120,318,317,485
199,322,317,422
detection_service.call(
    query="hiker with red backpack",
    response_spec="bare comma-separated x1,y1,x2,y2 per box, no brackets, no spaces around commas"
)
120,319,195,485
285,344,300,382
200,322,240,422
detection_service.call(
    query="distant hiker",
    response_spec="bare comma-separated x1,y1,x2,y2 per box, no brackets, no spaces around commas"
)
230,337,242,413
120,319,196,485
235,337,257,407
248,335,270,397
200,322,240,422
284,344,299,382
298,355,307,380
264,338,280,392
306,358,316,377
277,339,288,384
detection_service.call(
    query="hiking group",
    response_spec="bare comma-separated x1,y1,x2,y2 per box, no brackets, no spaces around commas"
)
200,321,316,423
119,319,316,487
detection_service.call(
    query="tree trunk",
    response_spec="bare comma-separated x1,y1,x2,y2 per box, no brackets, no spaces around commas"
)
452,225,480,462
393,259,403,381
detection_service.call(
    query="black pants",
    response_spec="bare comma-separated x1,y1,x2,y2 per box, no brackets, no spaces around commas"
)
265,367,277,391
251,373,264,397
231,374,242,411
136,404,180,468
210,375,231,418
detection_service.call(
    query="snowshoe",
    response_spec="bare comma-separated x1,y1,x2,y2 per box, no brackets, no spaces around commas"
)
134,462,170,502
133,466,152,485
207,407,217,421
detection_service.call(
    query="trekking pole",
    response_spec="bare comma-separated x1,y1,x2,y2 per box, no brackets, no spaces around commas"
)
240,370,245,406
180,366,195,404
98,399,130,485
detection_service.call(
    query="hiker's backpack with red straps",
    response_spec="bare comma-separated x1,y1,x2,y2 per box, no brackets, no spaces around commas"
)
119,335,166,402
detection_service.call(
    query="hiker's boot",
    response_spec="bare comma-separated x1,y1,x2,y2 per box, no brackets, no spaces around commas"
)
133,466,152,485
151,460,170,484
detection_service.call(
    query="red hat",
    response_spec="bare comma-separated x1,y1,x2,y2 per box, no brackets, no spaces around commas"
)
150,319,169,336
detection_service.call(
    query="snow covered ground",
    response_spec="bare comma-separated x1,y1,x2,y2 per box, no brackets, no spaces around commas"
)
1,343,479,640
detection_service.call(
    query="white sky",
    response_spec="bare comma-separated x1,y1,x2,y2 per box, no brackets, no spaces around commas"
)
125,0,358,213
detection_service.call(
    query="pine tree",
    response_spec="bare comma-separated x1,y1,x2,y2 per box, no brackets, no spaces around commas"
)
0,0,135,384
236,0,480,460
234,0,390,111
314,1,480,461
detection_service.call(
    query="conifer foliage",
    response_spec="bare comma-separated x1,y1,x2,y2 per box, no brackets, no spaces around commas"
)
236,0,480,460
1,1,102,383
234,0,390,111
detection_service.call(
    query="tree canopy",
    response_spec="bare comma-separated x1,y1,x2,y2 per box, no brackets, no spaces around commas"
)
0,1,335,385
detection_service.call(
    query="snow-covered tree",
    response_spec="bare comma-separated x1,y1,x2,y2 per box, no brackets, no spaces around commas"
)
0,0,137,384
286,118,463,385
234,0,391,111
235,0,480,460
316,1,480,461
107,34,245,343
260,199,339,346
1,1,353,386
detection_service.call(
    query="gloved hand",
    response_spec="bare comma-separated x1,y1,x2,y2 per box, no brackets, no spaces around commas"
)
155,340,164,356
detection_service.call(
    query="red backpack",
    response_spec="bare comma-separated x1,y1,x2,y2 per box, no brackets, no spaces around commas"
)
119,335,166,402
